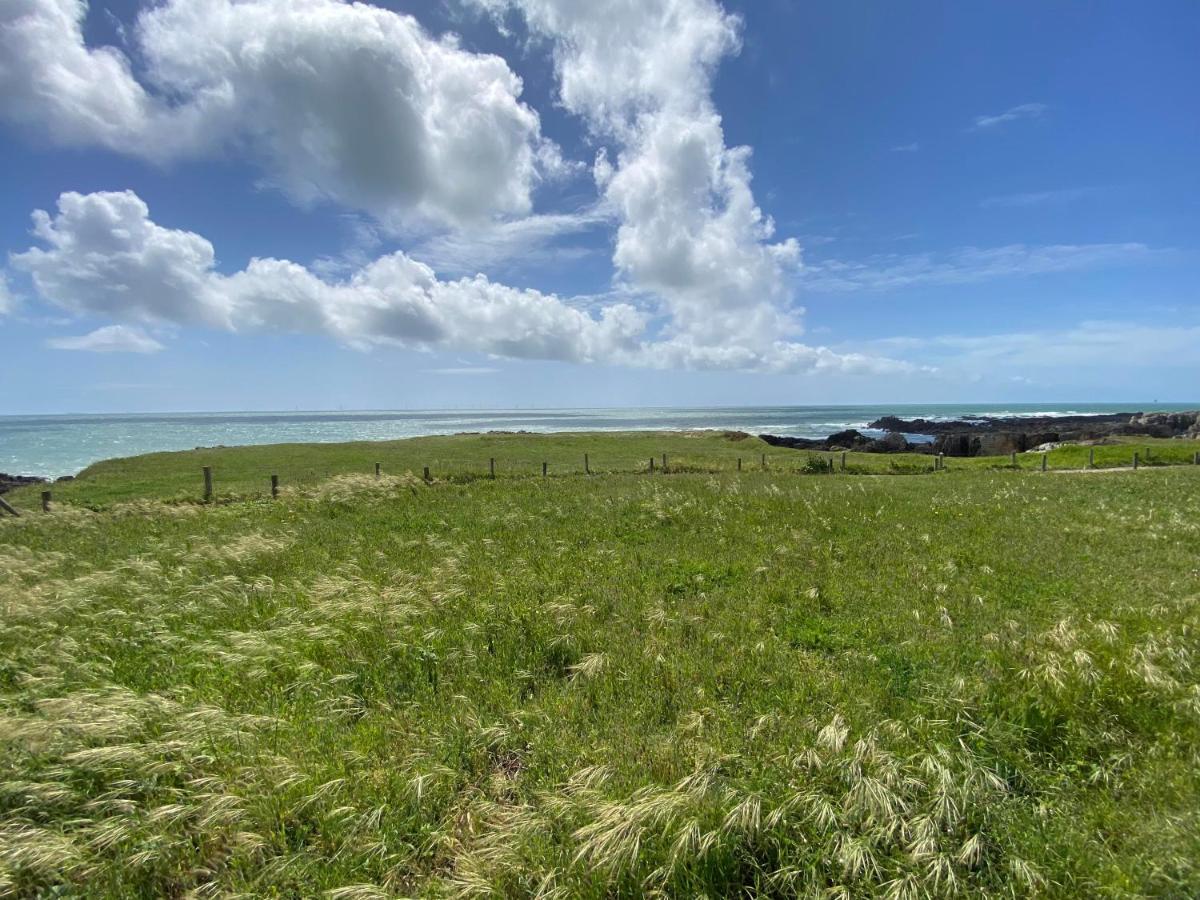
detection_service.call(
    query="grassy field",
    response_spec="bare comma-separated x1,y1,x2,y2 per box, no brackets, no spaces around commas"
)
9,429,1200,509
2,433,1199,896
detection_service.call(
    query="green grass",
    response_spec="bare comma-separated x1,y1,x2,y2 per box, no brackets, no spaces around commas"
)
12,430,1200,509
2,434,1199,896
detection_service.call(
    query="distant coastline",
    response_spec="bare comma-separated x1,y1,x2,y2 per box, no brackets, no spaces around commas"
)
3,403,1198,479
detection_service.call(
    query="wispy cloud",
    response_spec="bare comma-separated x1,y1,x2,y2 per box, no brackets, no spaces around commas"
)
422,366,502,376
970,102,1048,131
849,320,1200,371
801,242,1158,293
0,272,14,316
890,142,919,153
981,186,1104,208
85,382,163,392
412,207,613,275
46,325,164,353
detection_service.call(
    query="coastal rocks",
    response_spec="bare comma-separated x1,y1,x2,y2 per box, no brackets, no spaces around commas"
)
0,473,47,495
825,429,873,449
867,432,911,453
764,409,1200,459
932,431,1065,457
868,413,1134,435
759,429,917,454
759,434,829,451
1125,411,1200,438
869,410,1200,457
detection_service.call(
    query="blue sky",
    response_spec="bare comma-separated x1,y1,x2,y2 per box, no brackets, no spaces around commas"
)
1,0,1197,413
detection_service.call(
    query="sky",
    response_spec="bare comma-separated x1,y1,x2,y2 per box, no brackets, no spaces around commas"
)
0,0,1197,414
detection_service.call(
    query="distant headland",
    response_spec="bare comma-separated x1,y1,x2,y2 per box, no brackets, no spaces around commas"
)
760,410,1200,457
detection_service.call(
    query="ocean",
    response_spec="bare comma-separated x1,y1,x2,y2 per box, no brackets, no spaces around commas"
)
1,403,1194,478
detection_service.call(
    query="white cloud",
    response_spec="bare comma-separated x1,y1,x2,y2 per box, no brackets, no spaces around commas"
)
0,0,561,227
46,324,165,353
472,0,804,367
10,190,646,364
852,320,1200,373
423,366,502,375
891,142,920,153
11,190,914,375
970,102,1048,131
0,273,14,315
412,207,612,274
802,243,1157,293
4,0,927,377
980,187,1102,208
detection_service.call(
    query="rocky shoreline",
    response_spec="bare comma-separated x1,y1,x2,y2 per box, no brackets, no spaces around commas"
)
0,473,46,495
761,410,1200,458
0,473,74,495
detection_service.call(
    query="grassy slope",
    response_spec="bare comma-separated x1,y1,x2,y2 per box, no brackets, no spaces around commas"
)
1,435,1199,896
9,430,1200,508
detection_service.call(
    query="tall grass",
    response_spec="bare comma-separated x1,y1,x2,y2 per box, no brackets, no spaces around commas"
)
1,442,1198,895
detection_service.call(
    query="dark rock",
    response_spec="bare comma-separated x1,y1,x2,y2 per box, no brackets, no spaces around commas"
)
759,434,827,450
868,412,1135,436
826,429,873,449
0,473,47,495
55,475,75,483
866,432,910,453
763,408,1200,458
867,410,1200,457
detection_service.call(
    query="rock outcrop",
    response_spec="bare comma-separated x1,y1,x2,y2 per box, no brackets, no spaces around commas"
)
761,410,1200,458
759,429,928,454
871,411,1200,457
0,473,47,495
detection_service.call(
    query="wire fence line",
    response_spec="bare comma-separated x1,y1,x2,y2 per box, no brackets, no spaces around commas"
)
8,447,1199,515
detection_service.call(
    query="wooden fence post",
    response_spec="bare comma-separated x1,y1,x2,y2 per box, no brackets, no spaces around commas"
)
841,451,847,471
271,474,279,498
1133,452,1139,470
489,458,495,479
1010,451,1017,467
761,452,766,469
41,491,51,513
649,457,655,473
1041,454,1047,472
662,453,667,472
1088,447,1095,468
1194,451,1199,465
542,461,548,477
0,496,19,517
585,453,590,474
375,462,381,478
202,466,213,502
737,457,742,471
423,466,431,481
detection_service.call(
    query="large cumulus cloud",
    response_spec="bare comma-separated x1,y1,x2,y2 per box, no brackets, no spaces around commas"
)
473,0,803,367
12,190,915,375
0,0,558,226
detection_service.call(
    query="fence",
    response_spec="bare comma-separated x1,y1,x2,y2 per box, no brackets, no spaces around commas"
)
6,446,1199,514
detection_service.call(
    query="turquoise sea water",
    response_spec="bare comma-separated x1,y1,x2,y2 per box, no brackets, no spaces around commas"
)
1,403,1195,477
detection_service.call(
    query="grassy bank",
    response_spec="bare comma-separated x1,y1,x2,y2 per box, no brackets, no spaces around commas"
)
10,429,1200,508
2,434,1199,896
